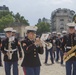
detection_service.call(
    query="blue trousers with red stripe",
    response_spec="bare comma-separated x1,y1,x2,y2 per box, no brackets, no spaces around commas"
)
23,66,40,75
0,51,2,66
66,60,76,75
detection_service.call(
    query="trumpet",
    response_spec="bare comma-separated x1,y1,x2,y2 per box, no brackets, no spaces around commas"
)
34,38,43,47
39,40,52,50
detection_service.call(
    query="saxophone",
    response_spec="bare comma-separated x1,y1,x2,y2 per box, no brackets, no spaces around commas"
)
7,40,13,60
63,45,76,62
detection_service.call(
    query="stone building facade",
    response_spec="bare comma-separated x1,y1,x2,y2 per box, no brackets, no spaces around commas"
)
51,8,75,32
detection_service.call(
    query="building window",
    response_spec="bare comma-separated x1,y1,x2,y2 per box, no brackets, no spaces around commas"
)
68,20,71,22
57,10,60,13
61,23,64,26
60,19,64,21
60,27,64,31
64,10,67,13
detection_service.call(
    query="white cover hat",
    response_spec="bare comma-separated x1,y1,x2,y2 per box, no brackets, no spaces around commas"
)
52,31,56,34
12,30,17,33
57,32,61,35
47,32,51,35
67,22,76,27
25,26,38,32
4,27,13,32
62,30,67,33
75,26,76,30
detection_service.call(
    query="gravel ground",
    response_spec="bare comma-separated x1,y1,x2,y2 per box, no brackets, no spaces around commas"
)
0,53,66,75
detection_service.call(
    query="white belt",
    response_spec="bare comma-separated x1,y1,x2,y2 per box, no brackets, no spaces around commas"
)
4,49,17,52
66,46,71,49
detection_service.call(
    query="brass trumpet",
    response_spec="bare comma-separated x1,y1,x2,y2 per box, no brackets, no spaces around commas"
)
34,37,43,47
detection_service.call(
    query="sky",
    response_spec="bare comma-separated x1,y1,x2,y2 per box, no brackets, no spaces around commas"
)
0,0,76,25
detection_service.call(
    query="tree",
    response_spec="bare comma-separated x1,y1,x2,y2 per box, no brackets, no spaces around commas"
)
0,11,12,18
0,14,14,32
42,17,46,22
73,14,76,23
36,22,51,35
0,11,29,32
14,13,29,25
38,18,41,23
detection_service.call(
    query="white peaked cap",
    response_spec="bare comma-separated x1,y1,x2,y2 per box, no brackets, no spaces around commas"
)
67,22,76,27
75,26,76,30
25,26,38,31
12,30,17,33
57,32,61,35
62,30,67,33
47,32,51,34
4,27,13,32
52,31,56,34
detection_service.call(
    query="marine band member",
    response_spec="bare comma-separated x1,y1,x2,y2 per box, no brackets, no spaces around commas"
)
12,29,17,37
21,26,44,75
0,37,2,66
61,22,76,75
1,27,22,75
44,33,54,64
55,32,62,63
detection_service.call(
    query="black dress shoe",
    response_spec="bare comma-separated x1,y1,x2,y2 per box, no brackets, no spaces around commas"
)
44,62,47,64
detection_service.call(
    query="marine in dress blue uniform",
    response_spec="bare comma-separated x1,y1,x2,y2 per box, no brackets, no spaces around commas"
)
1,27,22,75
55,32,62,63
44,33,54,64
60,30,67,65
0,37,2,66
61,22,76,75
52,31,57,59
21,26,44,75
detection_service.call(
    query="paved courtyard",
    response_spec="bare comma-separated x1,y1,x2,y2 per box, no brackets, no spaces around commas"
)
0,53,66,75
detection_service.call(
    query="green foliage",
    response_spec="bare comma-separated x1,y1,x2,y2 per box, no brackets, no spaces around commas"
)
73,14,76,23
0,14,14,25
36,22,50,35
14,13,29,25
0,11,29,32
0,12,14,32
38,18,41,23
0,11,12,18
